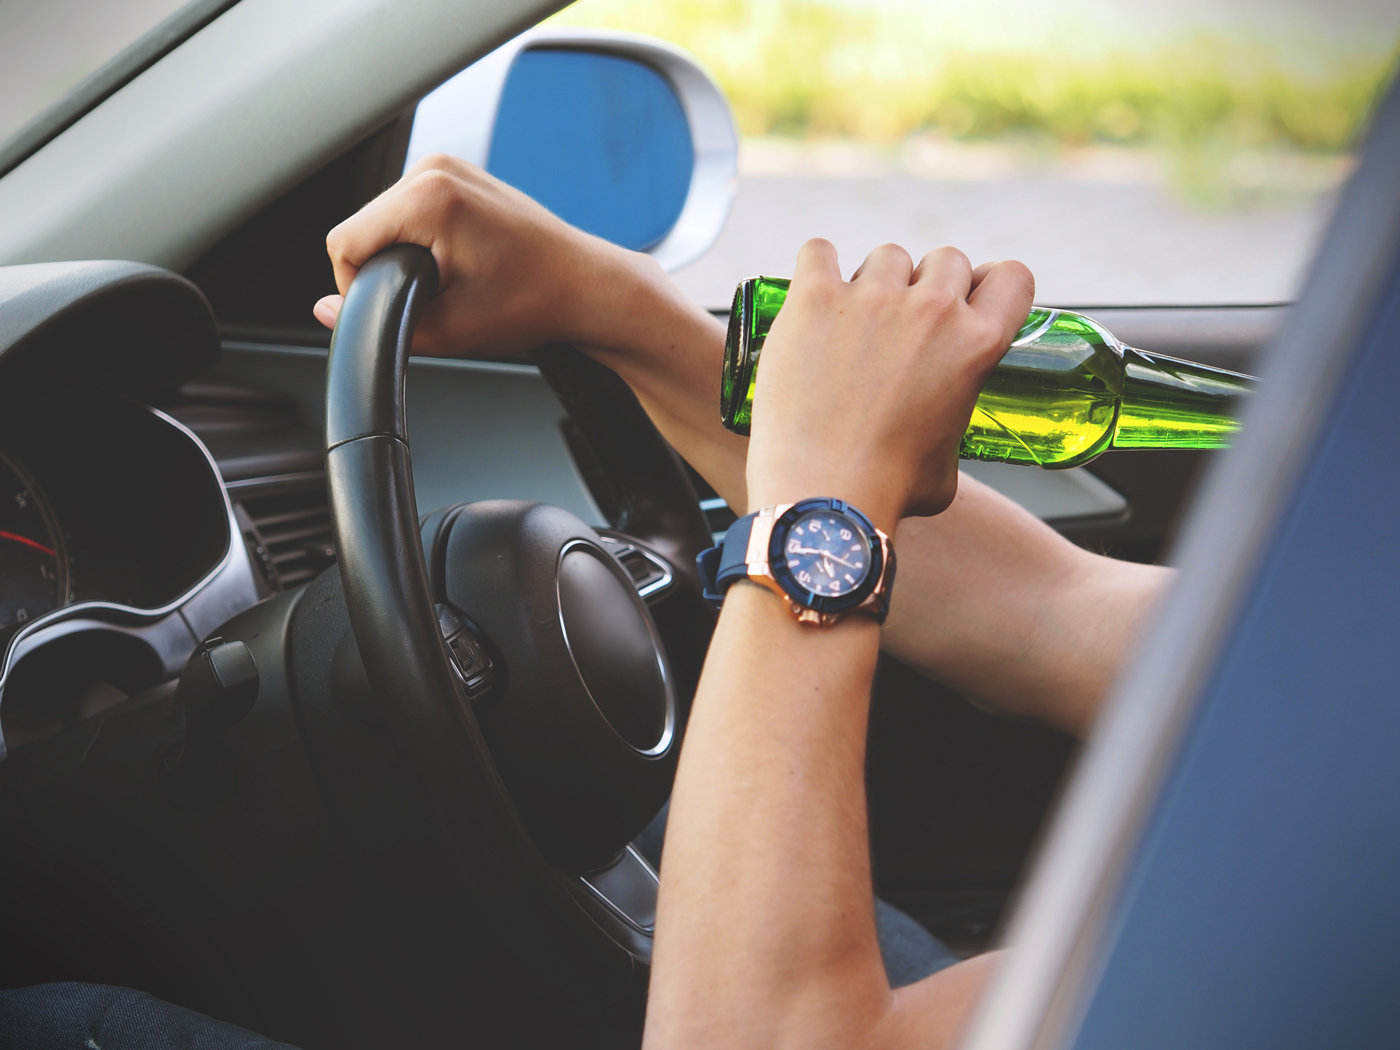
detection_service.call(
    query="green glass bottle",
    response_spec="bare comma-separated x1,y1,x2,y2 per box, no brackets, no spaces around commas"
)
721,276,1257,469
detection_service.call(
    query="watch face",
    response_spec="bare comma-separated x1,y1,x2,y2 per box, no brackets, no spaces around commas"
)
781,510,873,597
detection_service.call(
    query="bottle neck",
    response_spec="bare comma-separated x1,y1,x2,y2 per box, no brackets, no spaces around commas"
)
1112,347,1255,450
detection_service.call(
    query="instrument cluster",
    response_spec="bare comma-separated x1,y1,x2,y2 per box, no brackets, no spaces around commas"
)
0,393,231,652
0,451,70,643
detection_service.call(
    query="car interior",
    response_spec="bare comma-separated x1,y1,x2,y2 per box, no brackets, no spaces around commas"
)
0,0,1393,1047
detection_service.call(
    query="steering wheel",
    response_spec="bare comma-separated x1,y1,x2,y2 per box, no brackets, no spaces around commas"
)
315,244,680,1009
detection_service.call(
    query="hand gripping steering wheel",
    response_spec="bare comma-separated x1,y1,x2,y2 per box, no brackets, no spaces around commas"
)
318,244,678,1013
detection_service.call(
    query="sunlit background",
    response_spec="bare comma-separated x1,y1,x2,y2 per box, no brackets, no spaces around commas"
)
549,0,1400,307
1,0,1396,308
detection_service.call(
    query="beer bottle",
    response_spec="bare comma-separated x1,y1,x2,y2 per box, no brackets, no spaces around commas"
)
721,276,1257,469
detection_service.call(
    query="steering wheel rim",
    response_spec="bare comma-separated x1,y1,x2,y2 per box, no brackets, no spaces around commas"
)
323,244,660,1008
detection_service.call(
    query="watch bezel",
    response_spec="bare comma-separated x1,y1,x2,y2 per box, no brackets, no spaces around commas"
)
767,498,884,615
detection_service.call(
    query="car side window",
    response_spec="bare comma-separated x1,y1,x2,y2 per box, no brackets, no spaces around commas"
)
548,0,1400,310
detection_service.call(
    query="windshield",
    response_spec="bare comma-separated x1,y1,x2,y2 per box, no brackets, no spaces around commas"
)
0,0,194,152
551,0,1400,308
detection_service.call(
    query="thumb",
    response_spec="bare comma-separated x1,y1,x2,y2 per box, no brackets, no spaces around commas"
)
313,294,343,330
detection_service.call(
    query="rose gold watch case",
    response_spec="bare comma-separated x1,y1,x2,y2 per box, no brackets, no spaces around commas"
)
740,503,894,626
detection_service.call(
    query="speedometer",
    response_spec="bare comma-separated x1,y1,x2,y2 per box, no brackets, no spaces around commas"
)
0,450,70,640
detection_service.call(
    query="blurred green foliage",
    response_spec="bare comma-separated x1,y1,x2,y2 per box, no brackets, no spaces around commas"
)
549,0,1397,153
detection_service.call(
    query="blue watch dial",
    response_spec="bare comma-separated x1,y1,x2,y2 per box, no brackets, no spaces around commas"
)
781,510,872,597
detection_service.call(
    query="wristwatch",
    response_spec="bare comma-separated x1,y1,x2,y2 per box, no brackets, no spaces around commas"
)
696,498,896,625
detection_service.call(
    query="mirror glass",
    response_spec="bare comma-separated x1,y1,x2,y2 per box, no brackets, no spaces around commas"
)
488,49,695,252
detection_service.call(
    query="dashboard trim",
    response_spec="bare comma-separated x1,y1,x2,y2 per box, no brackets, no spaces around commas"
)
0,405,259,761
224,469,326,493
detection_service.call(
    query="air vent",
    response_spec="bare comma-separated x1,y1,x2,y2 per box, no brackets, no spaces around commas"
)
228,474,334,593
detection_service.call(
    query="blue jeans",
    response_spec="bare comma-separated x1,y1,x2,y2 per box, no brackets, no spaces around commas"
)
0,983,295,1050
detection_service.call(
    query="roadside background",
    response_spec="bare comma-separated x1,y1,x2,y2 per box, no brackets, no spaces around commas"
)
548,0,1400,308
2,0,1396,309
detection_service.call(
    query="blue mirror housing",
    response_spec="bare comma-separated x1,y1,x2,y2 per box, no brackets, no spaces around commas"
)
488,49,694,252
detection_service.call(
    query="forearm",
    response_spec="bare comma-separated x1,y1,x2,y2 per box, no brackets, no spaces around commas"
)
647,585,998,1049
574,250,750,508
645,584,890,1048
884,477,1172,736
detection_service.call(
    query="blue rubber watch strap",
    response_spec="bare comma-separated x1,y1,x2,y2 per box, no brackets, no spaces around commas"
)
695,511,758,606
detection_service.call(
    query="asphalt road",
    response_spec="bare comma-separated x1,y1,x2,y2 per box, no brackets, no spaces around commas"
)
670,173,1338,311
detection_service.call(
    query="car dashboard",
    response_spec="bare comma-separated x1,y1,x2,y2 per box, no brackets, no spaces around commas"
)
0,252,1278,970
0,393,257,755
0,262,259,758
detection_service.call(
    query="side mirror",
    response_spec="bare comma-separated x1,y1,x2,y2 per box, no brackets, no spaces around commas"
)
405,29,738,272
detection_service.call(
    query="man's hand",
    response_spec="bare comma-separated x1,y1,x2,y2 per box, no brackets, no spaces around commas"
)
745,239,1033,533
315,153,655,358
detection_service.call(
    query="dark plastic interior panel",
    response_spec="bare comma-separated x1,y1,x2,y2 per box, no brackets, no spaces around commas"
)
0,260,217,406
209,343,601,524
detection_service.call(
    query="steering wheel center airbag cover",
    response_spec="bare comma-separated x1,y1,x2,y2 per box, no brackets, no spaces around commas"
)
557,541,671,754
429,500,676,870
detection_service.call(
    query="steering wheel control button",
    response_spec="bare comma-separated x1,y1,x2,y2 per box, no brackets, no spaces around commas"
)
597,534,674,600
557,544,670,753
436,604,498,703
184,637,261,733
165,637,260,802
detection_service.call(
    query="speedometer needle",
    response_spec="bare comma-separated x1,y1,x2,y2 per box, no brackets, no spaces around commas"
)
0,530,55,557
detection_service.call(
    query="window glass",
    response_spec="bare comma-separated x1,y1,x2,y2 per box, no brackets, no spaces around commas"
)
549,0,1400,308
0,0,193,152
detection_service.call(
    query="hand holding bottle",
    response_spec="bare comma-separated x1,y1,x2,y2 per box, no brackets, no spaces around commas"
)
726,278,1256,468
744,239,1034,534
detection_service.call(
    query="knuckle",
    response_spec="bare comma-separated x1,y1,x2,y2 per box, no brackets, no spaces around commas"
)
802,276,840,308
972,314,1006,350
1002,258,1036,296
410,168,467,214
920,286,960,318
413,151,460,174
873,242,912,264
932,245,971,270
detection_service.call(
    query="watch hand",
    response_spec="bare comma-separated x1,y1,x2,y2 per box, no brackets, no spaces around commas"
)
792,546,859,570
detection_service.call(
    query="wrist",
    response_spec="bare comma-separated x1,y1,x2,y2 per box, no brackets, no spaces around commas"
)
746,477,903,537
572,247,715,371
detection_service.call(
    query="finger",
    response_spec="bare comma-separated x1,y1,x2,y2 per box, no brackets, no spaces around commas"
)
326,172,449,274
851,242,913,286
968,261,995,294
313,295,342,330
912,246,974,300
967,260,1036,344
326,168,463,295
792,237,842,287
326,193,414,295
